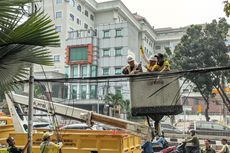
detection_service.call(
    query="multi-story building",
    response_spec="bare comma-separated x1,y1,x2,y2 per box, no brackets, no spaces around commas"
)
34,0,157,110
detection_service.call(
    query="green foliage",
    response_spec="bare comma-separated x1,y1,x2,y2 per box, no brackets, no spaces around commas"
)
104,92,131,117
0,0,60,91
173,18,230,120
224,1,230,17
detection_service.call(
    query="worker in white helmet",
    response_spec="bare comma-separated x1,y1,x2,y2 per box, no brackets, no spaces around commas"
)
122,55,142,75
140,46,157,72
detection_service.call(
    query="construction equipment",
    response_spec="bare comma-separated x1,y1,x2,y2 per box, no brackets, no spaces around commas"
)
5,93,149,136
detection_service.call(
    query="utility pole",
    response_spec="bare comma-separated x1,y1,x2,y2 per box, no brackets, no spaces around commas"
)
222,75,227,125
28,2,35,153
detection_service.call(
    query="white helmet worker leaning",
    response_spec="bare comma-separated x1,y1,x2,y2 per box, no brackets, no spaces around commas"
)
127,55,135,63
149,55,157,61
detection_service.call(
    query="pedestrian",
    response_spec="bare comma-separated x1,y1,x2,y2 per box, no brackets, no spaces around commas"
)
153,53,170,72
140,46,157,72
142,135,154,153
6,136,29,153
201,139,216,153
183,129,200,153
40,132,63,153
218,138,230,153
122,55,142,75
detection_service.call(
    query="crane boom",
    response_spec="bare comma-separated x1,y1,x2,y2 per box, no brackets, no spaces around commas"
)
5,93,149,136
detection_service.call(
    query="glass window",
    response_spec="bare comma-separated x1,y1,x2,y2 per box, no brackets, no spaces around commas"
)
85,10,88,17
103,68,109,76
155,46,161,50
56,11,62,18
69,47,88,61
65,66,69,78
55,26,61,32
115,87,122,95
80,85,87,99
73,65,78,78
90,85,97,99
56,0,62,4
103,30,110,38
91,65,97,77
115,67,122,75
53,55,60,62
70,13,74,21
103,49,110,57
115,48,122,56
81,65,87,77
72,85,77,99
70,0,75,7
76,18,80,25
90,14,94,21
84,23,88,29
116,29,122,37
69,28,74,38
77,4,81,12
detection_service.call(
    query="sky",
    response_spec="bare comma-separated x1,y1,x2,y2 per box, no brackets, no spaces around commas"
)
96,0,229,28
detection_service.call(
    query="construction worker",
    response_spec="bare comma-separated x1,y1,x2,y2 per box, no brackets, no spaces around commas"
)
153,53,170,72
201,139,216,153
6,136,29,153
122,55,142,74
40,132,63,153
183,129,200,153
218,138,230,153
140,46,157,72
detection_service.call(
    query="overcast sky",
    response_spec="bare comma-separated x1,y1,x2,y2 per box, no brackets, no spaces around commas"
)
96,0,229,28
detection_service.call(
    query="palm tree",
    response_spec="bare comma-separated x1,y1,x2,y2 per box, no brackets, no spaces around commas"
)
0,0,59,91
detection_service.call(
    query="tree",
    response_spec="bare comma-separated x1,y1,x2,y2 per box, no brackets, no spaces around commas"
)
224,1,230,17
173,18,230,121
0,0,60,91
104,93,131,118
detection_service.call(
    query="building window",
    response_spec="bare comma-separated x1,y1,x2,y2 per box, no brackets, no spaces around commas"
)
91,65,97,77
73,65,78,78
84,23,88,29
55,26,61,32
85,10,88,17
115,29,122,37
77,4,81,12
103,49,110,57
80,85,87,99
90,14,94,21
115,87,122,95
102,68,109,76
76,18,80,25
155,46,161,50
115,67,122,75
55,11,62,18
72,85,77,99
69,28,74,38
103,30,110,38
65,65,69,78
70,13,74,21
90,85,97,99
56,0,62,4
53,55,60,62
70,0,75,7
115,47,122,56
81,65,87,77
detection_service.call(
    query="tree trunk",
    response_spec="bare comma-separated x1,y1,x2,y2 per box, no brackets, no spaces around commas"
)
205,97,210,121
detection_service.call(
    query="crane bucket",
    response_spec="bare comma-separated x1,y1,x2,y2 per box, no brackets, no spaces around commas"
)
130,75,183,116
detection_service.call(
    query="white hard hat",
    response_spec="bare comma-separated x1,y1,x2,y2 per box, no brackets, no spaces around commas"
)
149,55,157,61
127,55,134,62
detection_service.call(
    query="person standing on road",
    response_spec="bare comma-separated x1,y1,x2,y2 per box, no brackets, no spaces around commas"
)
6,136,29,153
40,132,63,153
201,139,216,153
142,134,154,153
183,129,200,153
218,138,230,153
122,55,142,75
